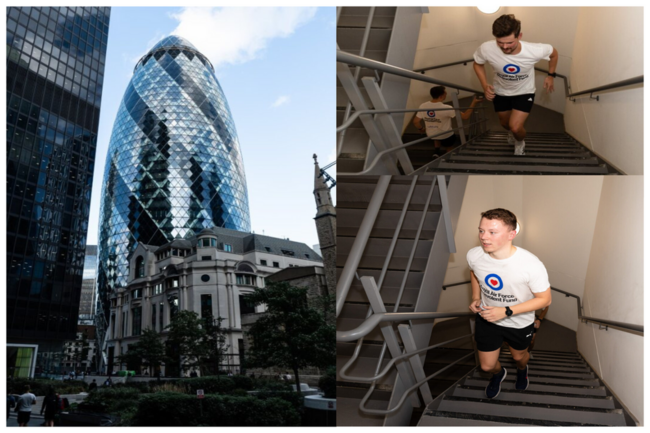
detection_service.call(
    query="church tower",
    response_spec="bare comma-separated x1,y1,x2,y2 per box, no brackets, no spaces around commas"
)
313,155,336,296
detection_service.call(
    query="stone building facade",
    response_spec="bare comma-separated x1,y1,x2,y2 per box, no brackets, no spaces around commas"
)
312,155,336,296
106,227,322,375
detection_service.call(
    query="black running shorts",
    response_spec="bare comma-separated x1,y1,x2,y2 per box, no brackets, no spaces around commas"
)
493,93,535,113
475,313,535,352
432,134,457,148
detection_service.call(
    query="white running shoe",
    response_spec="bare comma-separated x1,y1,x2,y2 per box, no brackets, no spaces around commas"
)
514,140,526,155
507,132,515,144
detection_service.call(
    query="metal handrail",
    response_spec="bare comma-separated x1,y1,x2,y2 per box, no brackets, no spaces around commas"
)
338,50,485,95
336,106,486,134
337,310,475,342
339,117,488,176
441,281,643,334
568,75,643,99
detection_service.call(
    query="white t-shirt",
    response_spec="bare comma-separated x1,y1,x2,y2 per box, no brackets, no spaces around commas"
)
473,40,554,96
467,246,550,329
416,101,456,140
17,392,36,412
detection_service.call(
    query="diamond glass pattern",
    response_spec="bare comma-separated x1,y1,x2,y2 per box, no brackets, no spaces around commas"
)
97,36,250,323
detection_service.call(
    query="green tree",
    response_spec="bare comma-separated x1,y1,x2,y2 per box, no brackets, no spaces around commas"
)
203,316,230,376
246,282,335,394
165,310,210,376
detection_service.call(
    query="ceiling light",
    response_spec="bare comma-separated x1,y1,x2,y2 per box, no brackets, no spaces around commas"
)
478,6,500,14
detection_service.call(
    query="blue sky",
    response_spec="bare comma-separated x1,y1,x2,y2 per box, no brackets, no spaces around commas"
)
87,7,335,249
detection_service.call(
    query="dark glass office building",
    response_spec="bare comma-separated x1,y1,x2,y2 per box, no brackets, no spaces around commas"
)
6,7,110,377
97,35,251,342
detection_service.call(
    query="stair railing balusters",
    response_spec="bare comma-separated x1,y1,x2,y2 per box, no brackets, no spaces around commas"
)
398,324,434,405
450,91,466,146
337,8,376,158
437,175,456,254
336,175,392,317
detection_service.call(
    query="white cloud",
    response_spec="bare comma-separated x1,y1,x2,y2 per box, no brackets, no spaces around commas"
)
169,7,317,69
271,95,290,108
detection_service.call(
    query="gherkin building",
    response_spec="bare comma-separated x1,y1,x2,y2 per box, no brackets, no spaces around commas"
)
97,35,250,329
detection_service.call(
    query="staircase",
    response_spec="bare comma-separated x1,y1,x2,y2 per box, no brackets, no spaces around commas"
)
336,175,468,426
419,347,636,426
422,131,622,174
337,7,397,174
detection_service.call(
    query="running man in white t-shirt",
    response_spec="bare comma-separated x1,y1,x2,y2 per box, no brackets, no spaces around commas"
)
413,86,481,156
467,208,552,398
473,15,559,155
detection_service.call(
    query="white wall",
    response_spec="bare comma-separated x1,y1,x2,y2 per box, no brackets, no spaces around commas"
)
578,176,643,425
563,7,643,175
520,177,603,331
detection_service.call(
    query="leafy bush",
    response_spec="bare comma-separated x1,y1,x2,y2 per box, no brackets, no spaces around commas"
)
7,378,86,396
230,375,253,390
229,388,250,397
131,393,300,426
253,379,292,392
113,382,151,393
318,366,336,399
77,387,141,415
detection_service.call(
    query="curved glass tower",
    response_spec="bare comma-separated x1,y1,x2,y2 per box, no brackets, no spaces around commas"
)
97,35,250,328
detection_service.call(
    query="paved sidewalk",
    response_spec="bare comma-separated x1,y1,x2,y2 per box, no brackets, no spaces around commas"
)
6,393,88,427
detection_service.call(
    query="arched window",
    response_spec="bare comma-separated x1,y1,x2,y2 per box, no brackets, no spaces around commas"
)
136,256,145,278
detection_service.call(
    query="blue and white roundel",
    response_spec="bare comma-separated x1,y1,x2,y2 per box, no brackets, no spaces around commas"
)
503,64,521,74
485,274,504,291
427,110,436,118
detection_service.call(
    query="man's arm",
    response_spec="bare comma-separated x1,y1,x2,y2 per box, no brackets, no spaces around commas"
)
460,97,481,120
480,288,552,322
473,62,495,101
543,47,559,93
412,115,426,133
468,271,482,313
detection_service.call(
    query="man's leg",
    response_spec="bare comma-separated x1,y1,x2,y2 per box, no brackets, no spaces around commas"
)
478,348,502,374
497,111,512,133
509,346,530,370
508,109,530,142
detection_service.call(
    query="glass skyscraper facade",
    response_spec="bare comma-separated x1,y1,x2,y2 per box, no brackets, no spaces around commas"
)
97,35,251,339
6,7,110,377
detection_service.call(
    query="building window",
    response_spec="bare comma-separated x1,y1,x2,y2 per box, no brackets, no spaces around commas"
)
201,274,210,282
236,274,256,286
122,311,127,337
224,244,232,252
132,307,142,336
202,256,211,261
281,249,294,257
151,304,157,331
239,295,256,315
260,260,267,266
169,297,179,319
167,278,179,289
154,283,163,295
159,303,164,331
136,256,145,278
133,288,142,299
305,253,310,259
201,294,212,319
211,238,217,247
273,262,280,268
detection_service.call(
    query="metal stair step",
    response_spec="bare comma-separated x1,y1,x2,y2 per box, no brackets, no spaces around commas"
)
448,155,600,165
422,410,602,426
337,181,442,209
469,371,601,387
337,157,366,174
504,349,583,359
430,161,610,174
337,15,395,29
494,368,595,380
337,237,433,270
339,7,397,17
337,208,440,239
458,150,593,158
337,27,392,51
337,268,422,305
462,377,607,396
498,359,590,371
452,385,615,409
436,396,625,426
418,413,529,426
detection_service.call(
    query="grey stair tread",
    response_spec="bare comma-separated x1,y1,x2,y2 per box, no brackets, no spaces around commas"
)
339,7,397,17
436,397,625,426
458,150,593,157
337,268,422,305
336,396,387,426
462,378,607,396
494,368,595,379
498,360,590,372
452,386,615,409
471,371,599,386
337,14,395,29
337,237,433,270
337,28,392,51
504,349,582,358
337,385,392,401
418,414,529,426
337,158,365,173
449,155,600,165
430,162,609,174
338,182,442,208
337,340,389,358
421,410,601,426
337,208,440,239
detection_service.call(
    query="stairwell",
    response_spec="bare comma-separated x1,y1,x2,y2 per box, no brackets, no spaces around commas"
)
336,175,468,426
419,347,636,426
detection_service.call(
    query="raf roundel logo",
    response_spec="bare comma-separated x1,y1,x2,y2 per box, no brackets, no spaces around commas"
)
503,64,521,74
485,274,504,291
427,110,436,118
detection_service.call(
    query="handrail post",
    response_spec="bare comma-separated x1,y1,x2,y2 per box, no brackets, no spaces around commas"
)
398,324,434,406
437,175,456,254
336,176,392,317
360,276,421,407
450,91,466,146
